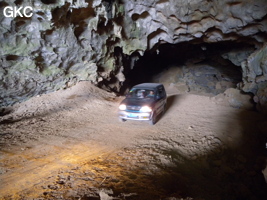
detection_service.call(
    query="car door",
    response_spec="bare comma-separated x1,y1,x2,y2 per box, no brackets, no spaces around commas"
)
154,86,166,114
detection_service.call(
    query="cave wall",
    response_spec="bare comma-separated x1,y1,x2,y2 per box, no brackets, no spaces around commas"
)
0,0,267,111
242,44,267,111
0,0,125,106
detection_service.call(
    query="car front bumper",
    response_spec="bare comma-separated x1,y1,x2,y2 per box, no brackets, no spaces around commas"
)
119,111,152,121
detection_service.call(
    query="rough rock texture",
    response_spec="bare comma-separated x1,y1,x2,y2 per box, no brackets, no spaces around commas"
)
155,62,242,95
0,0,124,106
0,0,267,111
242,44,267,112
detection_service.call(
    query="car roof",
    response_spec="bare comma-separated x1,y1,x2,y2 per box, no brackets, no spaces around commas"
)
132,83,163,89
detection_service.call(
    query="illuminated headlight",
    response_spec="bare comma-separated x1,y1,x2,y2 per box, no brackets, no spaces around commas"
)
119,104,126,110
140,106,152,112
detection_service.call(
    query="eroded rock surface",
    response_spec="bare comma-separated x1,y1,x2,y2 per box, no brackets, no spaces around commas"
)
0,0,267,111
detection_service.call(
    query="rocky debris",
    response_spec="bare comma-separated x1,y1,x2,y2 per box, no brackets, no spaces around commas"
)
0,167,9,174
99,189,115,200
157,62,241,96
212,88,254,110
224,88,254,109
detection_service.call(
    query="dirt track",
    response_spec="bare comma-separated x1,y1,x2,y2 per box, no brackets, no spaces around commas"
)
0,82,267,200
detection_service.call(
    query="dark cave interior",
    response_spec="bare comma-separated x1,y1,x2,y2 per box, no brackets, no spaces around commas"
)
118,41,254,94
0,1,267,199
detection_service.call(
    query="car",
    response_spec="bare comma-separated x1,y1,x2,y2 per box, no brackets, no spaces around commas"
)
118,83,167,125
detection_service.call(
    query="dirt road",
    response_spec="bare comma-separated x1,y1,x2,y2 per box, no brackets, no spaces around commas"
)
0,82,266,200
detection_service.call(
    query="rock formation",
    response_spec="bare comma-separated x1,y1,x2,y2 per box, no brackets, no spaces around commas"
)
0,0,267,111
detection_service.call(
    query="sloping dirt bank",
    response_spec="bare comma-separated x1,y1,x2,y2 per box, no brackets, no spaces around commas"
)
0,82,267,200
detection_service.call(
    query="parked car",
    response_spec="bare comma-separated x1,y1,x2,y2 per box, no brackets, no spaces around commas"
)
118,83,167,125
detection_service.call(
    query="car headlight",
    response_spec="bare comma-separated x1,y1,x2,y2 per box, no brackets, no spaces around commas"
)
119,104,126,110
140,106,152,112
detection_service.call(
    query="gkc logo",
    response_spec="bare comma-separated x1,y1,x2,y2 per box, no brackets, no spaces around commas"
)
3,6,33,18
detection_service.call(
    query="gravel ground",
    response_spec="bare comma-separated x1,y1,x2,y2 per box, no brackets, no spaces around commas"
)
0,82,266,200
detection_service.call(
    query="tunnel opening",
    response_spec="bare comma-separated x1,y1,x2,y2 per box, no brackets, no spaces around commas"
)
121,41,255,96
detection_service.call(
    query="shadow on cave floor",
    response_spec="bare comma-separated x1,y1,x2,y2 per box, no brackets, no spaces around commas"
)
78,108,267,200
165,94,181,113
155,94,181,124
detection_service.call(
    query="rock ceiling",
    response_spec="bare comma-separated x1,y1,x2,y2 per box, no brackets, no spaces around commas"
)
0,0,267,111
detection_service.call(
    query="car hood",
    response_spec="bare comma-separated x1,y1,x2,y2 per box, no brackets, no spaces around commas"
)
120,98,155,107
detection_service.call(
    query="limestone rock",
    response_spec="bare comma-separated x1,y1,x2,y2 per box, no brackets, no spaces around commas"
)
224,88,253,109
0,0,267,110
242,44,267,112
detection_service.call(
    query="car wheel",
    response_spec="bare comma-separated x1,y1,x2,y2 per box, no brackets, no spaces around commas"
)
119,118,126,122
162,103,166,114
149,112,157,125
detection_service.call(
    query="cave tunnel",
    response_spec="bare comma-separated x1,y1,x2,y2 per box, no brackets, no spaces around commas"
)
1,0,267,199
120,41,253,96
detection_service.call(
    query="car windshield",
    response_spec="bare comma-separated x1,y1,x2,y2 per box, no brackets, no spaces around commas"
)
127,88,155,99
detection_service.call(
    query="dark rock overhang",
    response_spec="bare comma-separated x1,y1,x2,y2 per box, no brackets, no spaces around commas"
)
0,0,267,111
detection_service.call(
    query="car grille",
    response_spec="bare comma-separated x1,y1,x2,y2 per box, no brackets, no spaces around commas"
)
126,105,141,111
